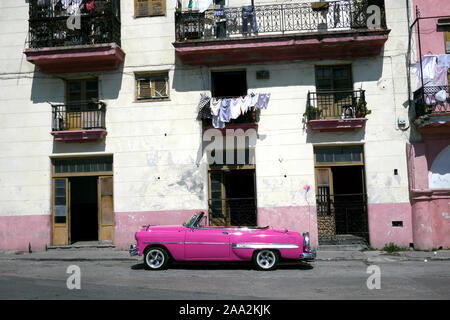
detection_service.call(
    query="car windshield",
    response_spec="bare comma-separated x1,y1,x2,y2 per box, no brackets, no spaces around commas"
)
183,214,198,228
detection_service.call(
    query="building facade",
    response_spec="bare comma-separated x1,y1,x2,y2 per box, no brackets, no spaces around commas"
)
407,0,450,250
0,0,425,251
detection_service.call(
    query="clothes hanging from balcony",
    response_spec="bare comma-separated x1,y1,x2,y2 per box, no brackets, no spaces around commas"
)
219,98,232,123
61,0,72,10
255,93,271,109
210,98,221,116
85,0,94,11
411,55,448,89
197,93,212,120
240,95,252,114
199,0,213,13
230,97,243,120
212,115,225,129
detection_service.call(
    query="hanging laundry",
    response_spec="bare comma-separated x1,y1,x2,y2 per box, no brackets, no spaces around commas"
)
85,0,95,11
255,93,271,109
219,98,232,123
61,0,72,10
240,95,252,115
197,93,212,119
249,93,259,108
69,0,83,14
210,97,222,117
230,97,243,120
50,0,60,10
212,115,225,129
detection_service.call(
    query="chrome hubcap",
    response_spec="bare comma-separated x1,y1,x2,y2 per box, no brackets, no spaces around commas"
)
146,249,164,268
256,250,276,269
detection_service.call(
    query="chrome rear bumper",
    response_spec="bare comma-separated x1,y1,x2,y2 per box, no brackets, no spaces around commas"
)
129,244,139,256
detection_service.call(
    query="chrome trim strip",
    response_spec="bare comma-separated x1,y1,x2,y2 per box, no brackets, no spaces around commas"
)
231,243,300,249
143,241,228,245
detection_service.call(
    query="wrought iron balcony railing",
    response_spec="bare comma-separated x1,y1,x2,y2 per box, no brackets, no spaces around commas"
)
175,0,386,41
209,197,257,227
305,89,366,120
51,100,106,131
28,0,121,49
413,85,450,118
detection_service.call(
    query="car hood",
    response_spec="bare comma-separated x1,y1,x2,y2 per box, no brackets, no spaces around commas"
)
140,225,183,232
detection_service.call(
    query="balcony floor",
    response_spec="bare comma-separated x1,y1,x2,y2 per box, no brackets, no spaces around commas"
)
25,43,125,74
174,29,390,66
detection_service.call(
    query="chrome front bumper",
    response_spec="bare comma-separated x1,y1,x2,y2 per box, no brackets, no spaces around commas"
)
129,244,139,256
299,248,316,261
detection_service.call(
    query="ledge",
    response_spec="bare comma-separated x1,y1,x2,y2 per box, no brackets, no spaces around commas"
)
309,118,367,132
51,129,107,142
410,189,450,201
24,43,125,74
173,29,390,66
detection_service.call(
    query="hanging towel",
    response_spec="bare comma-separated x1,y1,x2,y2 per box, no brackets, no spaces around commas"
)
256,93,271,109
249,93,259,108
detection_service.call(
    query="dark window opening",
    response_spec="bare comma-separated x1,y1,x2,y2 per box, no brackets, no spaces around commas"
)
211,70,247,98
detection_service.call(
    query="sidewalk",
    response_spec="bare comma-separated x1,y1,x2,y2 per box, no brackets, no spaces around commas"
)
1,248,449,263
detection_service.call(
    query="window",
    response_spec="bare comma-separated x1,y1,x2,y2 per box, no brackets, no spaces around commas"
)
134,0,166,17
211,70,247,98
315,65,354,118
67,78,98,103
316,65,353,91
135,72,169,100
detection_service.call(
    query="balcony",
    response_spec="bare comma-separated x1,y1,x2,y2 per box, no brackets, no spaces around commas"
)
173,0,390,66
305,89,368,132
413,86,450,133
24,0,124,74
51,100,107,142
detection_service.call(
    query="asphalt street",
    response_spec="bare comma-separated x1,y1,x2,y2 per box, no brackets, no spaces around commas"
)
0,252,449,300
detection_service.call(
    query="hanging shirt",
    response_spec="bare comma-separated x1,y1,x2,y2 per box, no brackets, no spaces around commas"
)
210,98,221,117
249,93,259,108
61,0,72,10
256,93,271,109
230,97,242,120
85,0,95,11
219,98,232,123
240,95,252,114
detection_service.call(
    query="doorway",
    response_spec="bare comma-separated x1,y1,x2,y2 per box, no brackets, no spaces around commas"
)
70,176,98,243
209,168,257,227
314,146,368,242
51,157,114,246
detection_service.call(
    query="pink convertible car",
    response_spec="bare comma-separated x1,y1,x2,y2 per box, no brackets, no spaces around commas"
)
129,212,315,271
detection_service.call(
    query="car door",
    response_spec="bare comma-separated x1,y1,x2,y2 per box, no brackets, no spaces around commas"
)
184,227,230,260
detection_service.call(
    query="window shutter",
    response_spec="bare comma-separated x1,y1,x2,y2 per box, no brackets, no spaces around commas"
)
135,0,166,17
138,79,152,99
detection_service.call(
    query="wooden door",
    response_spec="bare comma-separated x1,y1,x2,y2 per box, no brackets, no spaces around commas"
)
315,167,336,239
52,178,70,245
98,176,114,243
66,79,98,130
209,171,228,226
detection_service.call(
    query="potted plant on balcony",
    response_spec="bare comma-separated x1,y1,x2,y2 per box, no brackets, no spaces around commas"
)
303,106,322,121
355,97,371,118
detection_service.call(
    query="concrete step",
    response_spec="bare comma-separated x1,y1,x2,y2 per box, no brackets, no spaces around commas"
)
318,244,368,251
47,241,115,250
